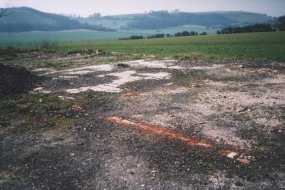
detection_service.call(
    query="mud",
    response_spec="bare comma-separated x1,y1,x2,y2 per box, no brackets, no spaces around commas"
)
0,50,284,189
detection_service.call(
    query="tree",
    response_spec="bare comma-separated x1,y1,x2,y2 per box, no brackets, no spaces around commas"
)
0,8,9,18
277,15,285,31
88,13,101,19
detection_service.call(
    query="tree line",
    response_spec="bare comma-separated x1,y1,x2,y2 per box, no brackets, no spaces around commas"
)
217,24,274,34
277,15,285,31
217,15,285,34
118,30,207,40
0,8,9,18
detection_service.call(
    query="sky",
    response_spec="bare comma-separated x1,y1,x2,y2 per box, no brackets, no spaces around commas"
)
0,0,284,17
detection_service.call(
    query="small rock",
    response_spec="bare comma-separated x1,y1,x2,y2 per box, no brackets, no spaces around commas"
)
237,107,247,112
227,152,238,159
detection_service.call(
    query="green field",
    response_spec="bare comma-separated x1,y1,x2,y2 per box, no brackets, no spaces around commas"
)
52,31,285,61
0,26,217,47
1,31,285,61
0,30,141,47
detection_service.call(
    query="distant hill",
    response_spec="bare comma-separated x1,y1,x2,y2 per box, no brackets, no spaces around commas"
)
81,11,275,30
0,7,276,32
216,11,275,25
0,7,114,32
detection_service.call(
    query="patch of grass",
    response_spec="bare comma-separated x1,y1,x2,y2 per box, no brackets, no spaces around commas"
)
2,47,144,70
51,135,65,142
121,78,169,92
36,61,69,69
171,69,208,87
0,93,77,133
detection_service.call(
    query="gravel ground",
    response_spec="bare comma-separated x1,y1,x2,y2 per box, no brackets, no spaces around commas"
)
1,51,285,189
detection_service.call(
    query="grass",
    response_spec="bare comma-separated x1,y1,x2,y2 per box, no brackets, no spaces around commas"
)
47,31,285,61
1,31,285,62
0,48,144,70
0,93,76,133
0,30,141,47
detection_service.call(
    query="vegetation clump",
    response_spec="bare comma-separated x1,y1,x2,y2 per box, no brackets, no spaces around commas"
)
0,93,76,133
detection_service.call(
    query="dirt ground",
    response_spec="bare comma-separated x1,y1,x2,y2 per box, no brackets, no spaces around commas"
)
1,51,285,189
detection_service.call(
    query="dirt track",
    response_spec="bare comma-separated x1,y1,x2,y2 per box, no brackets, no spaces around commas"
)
1,53,285,189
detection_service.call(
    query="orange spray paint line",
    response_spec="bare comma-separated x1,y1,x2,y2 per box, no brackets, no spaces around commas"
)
106,116,212,148
105,117,251,164
122,92,141,98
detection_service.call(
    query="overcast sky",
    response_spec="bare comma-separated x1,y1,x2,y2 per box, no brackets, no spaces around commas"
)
0,0,284,17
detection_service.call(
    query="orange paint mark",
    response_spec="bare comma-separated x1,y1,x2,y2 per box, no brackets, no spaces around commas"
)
106,117,253,164
106,117,212,148
236,157,251,165
122,92,141,98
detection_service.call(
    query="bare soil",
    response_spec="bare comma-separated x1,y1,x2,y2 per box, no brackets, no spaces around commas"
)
0,63,41,99
1,50,285,189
